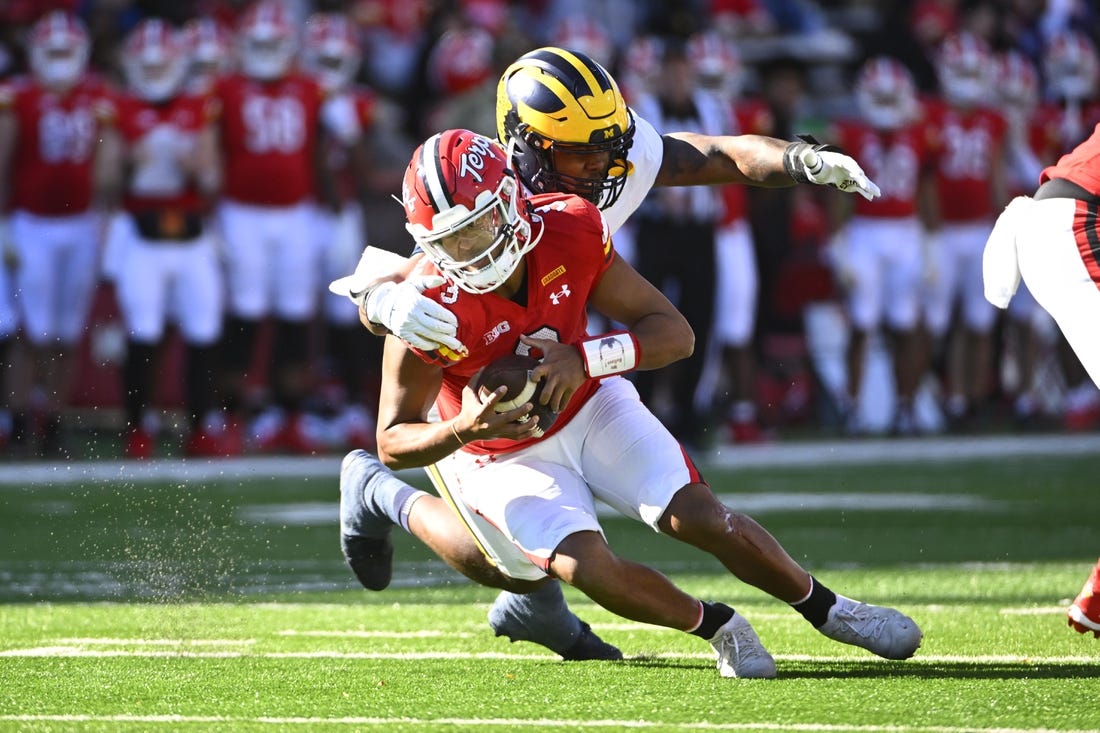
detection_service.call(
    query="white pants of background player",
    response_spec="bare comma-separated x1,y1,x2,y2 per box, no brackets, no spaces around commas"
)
843,216,923,332
425,376,701,581
218,201,320,320
11,210,100,346
105,213,223,344
711,220,758,346
985,196,1100,387
924,220,997,337
316,204,366,326
0,245,16,340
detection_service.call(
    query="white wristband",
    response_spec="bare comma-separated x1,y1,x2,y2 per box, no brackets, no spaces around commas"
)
576,331,640,378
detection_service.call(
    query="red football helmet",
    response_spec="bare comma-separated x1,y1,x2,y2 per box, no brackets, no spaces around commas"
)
550,15,613,66
27,11,90,90
936,32,993,107
301,13,361,93
687,31,743,99
1043,30,1099,102
855,56,918,130
182,17,234,88
619,35,664,99
237,0,297,81
402,129,540,294
428,28,494,96
122,19,187,102
994,50,1039,111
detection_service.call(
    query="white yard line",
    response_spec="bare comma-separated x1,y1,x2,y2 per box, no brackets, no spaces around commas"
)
1,646,1096,665
0,715,1094,732
0,434,1096,486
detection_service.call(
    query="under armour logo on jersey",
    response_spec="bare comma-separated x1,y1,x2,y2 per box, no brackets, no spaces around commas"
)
549,284,571,305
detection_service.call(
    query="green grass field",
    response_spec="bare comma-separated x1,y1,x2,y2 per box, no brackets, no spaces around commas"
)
1,437,1098,732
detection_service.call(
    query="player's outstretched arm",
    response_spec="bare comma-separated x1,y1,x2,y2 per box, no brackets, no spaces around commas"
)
657,132,880,200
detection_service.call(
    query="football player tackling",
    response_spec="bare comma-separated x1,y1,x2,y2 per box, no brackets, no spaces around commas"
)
357,128,921,677
338,47,888,661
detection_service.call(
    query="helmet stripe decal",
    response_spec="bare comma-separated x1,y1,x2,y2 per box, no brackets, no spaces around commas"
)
539,48,612,94
418,133,453,214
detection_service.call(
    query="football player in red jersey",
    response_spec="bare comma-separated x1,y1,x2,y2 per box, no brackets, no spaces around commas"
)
300,10,395,451
990,50,1060,426
181,16,235,97
687,30,771,443
983,122,1100,638
366,129,921,677
99,19,225,459
0,10,115,456
1033,31,1100,430
214,0,330,453
922,32,1009,428
336,46,884,662
827,57,935,436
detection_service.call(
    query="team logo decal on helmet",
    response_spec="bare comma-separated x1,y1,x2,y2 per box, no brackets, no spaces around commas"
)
496,47,635,210
403,129,543,294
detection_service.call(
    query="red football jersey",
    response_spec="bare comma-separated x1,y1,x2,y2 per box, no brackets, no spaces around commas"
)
1031,101,1100,161
115,92,217,213
832,118,933,219
409,192,615,455
215,71,324,206
1041,122,1100,197
324,88,376,204
924,98,1008,222
0,75,115,216
719,99,773,225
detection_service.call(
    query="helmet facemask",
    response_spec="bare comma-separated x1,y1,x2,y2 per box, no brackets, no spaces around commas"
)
29,26,89,90
409,170,540,294
509,113,635,210
497,47,636,210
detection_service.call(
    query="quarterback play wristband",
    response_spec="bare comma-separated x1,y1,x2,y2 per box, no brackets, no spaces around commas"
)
576,331,640,378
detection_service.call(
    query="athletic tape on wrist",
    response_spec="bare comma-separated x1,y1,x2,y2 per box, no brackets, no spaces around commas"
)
361,280,392,326
576,331,640,378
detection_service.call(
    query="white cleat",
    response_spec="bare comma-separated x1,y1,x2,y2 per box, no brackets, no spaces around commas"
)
709,612,777,679
818,596,922,660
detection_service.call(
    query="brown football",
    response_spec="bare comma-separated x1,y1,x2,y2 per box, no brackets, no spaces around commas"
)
471,354,557,437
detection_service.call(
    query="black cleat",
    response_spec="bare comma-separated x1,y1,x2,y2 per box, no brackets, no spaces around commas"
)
560,621,623,661
341,532,393,591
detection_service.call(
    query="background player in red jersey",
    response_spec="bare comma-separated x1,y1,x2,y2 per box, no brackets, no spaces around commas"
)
688,30,772,443
214,0,329,453
181,16,234,98
983,122,1100,638
989,49,1060,427
370,128,920,678
922,32,1008,428
827,56,935,436
300,10,400,452
100,19,224,459
0,10,115,456
1033,31,1100,430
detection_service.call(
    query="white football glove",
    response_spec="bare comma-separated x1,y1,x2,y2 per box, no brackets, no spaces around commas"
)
362,277,466,354
784,135,881,201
